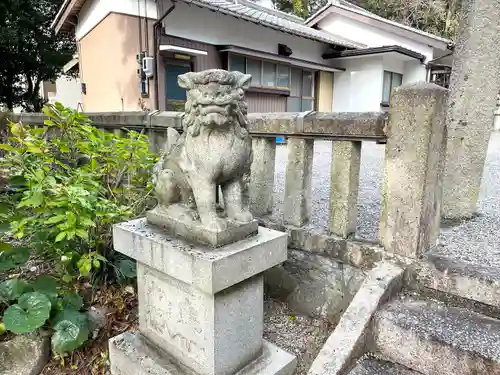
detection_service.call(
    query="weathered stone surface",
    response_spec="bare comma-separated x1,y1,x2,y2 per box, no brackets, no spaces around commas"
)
380,82,448,257
109,333,296,375
0,334,50,375
247,112,302,135
415,252,500,308
302,112,386,138
348,359,419,375
249,137,276,217
283,138,314,227
329,141,361,238
373,299,500,375
442,0,500,219
151,70,255,237
137,263,263,375
113,218,288,295
264,250,365,322
147,205,258,247
308,262,404,375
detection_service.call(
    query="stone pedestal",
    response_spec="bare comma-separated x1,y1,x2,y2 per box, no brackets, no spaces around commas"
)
109,218,296,375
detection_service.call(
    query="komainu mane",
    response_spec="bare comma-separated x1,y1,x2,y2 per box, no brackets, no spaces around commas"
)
152,69,254,232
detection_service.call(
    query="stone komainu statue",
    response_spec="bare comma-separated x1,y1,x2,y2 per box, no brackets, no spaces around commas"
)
152,69,254,231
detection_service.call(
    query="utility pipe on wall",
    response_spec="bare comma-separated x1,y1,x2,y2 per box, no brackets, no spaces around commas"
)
153,1,177,111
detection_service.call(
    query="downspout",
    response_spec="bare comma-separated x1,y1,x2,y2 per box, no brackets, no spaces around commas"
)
153,1,177,111
138,0,143,54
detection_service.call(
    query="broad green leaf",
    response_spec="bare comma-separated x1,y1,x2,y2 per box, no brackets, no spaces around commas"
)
51,309,89,354
77,258,92,277
3,292,51,334
0,242,12,251
26,144,43,154
0,223,11,233
45,215,66,225
32,276,58,301
0,279,30,301
0,247,30,273
75,229,88,240
9,175,26,186
44,120,56,127
0,203,10,215
61,292,83,310
55,232,67,242
0,144,14,152
78,216,95,228
66,212,77,227
18,191,44,208
117,259,136,279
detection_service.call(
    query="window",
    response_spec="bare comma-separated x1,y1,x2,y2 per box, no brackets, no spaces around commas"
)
382,71,403,104
246,58,262,86
229,54,289,89
227,54,315,112
263,61,277,87
230,54,246,73
287,68,315,112
165,63,191,111
290,68,301,96
277,65,290,88
302,71,313,97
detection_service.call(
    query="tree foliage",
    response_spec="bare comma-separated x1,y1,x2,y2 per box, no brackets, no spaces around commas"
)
0,0,76,112
271,0,460,39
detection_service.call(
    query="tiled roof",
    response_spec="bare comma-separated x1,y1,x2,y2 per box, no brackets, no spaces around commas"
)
177,0,364,48
306,0,452,46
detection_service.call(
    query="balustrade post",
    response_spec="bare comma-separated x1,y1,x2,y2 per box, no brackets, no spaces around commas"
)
283,138,314,227
380,82,448,257
329,141,361,238
249,137,276,216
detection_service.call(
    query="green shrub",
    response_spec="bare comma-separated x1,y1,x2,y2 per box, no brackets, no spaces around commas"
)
0,275,88,355
0,103,157,283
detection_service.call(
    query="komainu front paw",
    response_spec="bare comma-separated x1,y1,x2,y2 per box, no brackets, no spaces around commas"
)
202,215,228,231
231,210,253,223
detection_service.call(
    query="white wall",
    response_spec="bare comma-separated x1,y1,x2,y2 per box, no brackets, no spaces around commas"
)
318,14,435,62
48,76,83,110
76,0,157,40
160,1,331,65
403,60,427,84
333,56,384,112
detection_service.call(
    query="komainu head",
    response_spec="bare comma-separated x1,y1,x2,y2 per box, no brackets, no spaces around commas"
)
178,69,252,138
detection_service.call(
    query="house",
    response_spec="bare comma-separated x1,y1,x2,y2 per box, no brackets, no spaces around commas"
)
51,0,452,113
305,0,453,111
40,55,83,110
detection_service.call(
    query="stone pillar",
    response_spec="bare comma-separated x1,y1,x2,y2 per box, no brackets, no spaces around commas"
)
109,219,296,375
442,0,500,219
283,138,314,227
380,83,448,258
329,141,361,238
249,137,276,217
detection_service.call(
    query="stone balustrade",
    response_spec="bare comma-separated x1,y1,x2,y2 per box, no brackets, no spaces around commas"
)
2,83,448,263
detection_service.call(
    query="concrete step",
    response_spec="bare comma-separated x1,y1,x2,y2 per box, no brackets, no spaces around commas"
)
348,359,422,375
373,299,500,375
416,252,500,309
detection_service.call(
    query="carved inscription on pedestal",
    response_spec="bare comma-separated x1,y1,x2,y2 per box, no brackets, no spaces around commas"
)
141,267,209,365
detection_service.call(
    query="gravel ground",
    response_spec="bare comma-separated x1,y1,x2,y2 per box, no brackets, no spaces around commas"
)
435,133,500,268
271,133,500,267
263,299,332,375
272,140,385,240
